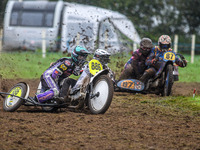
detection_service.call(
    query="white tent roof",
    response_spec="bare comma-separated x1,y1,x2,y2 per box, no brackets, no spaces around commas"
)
64,2,140,43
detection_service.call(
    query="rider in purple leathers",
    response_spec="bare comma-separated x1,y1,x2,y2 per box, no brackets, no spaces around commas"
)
139,35,187,83
35,46,89,103
119,38,153,80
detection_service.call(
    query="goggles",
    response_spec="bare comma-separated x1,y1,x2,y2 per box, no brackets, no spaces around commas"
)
160,44,170,49
142,47,151,51
78,55,87,60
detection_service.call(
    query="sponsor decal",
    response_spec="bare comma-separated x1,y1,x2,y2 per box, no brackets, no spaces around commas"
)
65,60,71,66
59,64,68,71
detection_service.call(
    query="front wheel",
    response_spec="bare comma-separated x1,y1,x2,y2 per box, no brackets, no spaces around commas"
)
3,82,29,112
162,64,174,96
88,75,114,114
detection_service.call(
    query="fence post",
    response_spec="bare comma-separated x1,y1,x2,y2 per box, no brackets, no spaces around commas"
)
0,29,2,55
191,34,196,64
133,42,137,52
174,34,178,53
42,30,46,58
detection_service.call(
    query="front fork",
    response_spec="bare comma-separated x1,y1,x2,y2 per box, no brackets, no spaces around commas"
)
88,80,99,99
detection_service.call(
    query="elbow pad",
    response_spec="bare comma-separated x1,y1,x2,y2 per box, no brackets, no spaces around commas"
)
52,69,62,79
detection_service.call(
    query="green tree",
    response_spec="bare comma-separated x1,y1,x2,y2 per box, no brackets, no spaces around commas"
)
177,0,200,34
0,0,8,27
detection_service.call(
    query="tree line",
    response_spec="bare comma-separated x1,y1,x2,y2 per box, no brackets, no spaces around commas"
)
0,0,200,43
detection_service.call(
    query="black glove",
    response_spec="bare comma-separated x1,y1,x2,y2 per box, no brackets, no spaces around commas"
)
152,58,158,64
177,53,185,60
182,59,187,67
73,66,81,76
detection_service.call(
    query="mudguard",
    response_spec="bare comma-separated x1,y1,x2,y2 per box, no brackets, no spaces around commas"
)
117,79,145,91
90,69,109,83
16,82,30,100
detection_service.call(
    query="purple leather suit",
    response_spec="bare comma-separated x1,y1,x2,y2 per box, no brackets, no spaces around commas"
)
36,57,77,103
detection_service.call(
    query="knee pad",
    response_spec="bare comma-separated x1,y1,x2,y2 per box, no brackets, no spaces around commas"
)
146,68,156,76
52,88,59,97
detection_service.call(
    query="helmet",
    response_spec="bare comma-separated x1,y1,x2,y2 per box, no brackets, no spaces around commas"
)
139,38,153,56
71,46,89,66
158,35,171,51
93,49,111,65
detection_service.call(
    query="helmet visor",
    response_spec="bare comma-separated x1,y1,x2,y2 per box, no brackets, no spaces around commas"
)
78,55,87,61
142,47,151,51
160,44,170,49
77,55,88,66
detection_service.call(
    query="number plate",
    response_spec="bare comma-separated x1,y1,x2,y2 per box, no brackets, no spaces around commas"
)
7,87,22,107
89,59,103,75
163,52,175,62
8,87,22,98
117,79,144,91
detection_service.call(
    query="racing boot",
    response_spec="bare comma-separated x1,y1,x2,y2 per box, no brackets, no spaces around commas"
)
54,97,68,104
70,87,80,95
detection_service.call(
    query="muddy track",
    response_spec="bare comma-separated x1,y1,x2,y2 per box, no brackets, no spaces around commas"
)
0,79,200,150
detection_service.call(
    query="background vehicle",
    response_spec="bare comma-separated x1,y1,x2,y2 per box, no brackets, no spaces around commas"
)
117,52,186,96
3,0,140,53
3,0,63,51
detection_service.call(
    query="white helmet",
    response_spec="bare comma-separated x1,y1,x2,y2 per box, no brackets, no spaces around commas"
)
158,35,171,51
93,49,111,65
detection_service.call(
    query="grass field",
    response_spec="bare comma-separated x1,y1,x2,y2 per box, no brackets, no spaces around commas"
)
0,51,199,82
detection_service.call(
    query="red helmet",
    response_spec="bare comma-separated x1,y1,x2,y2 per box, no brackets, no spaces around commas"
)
158,35,171,51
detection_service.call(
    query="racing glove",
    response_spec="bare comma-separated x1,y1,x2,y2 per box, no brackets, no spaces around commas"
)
151,58,158,65
182,59,187,67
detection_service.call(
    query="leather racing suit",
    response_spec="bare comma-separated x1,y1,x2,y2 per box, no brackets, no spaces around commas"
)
119,49,149,80
36,57,80,103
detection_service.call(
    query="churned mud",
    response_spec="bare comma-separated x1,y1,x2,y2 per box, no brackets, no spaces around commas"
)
0,79,200,150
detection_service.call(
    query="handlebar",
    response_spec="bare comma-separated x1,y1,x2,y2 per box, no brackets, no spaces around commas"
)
176,53,187,67
176,53,185,60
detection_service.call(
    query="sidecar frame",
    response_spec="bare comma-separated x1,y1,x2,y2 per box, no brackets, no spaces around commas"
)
0,91,66,107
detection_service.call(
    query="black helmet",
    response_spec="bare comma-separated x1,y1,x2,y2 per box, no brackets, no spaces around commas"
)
139,38,153,55
71,46,90,66
93,49,111,65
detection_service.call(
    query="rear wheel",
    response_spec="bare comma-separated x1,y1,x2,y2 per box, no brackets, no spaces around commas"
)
3,83,28,112
88,75,113,114
162,64,174,96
